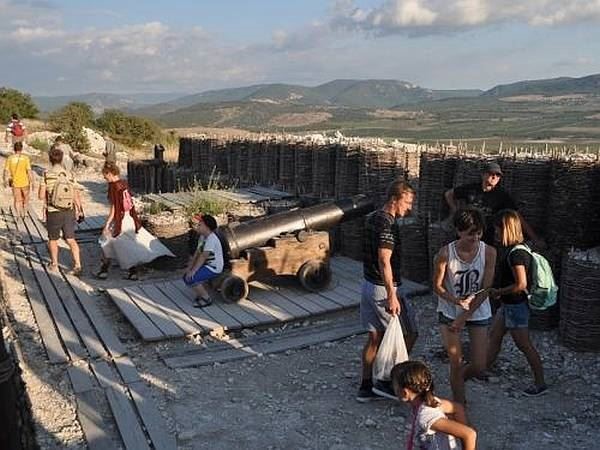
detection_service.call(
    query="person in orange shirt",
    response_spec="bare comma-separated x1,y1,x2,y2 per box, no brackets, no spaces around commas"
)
3,142,34,218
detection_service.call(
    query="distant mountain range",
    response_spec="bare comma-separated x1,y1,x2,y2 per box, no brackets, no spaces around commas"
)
31,74,600,140
136,79,483,117
33,92,186,114
482,73,600,97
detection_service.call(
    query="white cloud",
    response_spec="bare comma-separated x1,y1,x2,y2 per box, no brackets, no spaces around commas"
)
10,26,64,42
0,15,271,92
332,0,600,35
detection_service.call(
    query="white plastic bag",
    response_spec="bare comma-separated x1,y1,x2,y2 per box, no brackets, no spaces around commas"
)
372,316,409,381
100,213,174,269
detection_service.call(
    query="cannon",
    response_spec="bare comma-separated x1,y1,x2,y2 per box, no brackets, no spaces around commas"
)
215,195,374,302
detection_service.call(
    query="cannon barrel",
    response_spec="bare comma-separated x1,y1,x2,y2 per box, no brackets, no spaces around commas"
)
218,195,374,259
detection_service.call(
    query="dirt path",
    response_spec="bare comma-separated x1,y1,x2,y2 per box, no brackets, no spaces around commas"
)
0,153,598,449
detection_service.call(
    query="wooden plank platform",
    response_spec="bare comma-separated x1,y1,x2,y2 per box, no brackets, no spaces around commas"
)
143,186,294,212
105,256,377,341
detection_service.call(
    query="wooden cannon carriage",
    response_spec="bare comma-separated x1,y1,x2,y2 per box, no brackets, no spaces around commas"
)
215,195,374,302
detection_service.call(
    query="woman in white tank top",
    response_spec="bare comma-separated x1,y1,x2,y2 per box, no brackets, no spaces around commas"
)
433,208,497,406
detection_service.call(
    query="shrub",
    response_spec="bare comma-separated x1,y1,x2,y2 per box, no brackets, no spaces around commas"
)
96,109,162,147
0,87,38,122
184,177,232,219
48,102,93,152
184,194,231,219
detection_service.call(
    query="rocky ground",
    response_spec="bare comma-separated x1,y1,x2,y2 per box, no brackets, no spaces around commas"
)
0,149,598,449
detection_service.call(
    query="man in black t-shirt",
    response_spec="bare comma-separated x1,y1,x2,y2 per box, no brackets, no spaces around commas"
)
357,180,418,402
445,161,542,246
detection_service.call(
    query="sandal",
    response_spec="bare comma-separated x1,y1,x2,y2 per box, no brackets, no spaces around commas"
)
95,264,109,280
68,266,83,277
193,297,213,308
125,268,139,281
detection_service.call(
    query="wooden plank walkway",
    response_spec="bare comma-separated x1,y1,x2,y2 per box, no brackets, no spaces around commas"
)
0,206,105,244
3,199,174,450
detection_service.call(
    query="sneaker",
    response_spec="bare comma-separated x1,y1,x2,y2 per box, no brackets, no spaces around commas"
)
371,380,398,401
523,384,548,397
356,384,385,403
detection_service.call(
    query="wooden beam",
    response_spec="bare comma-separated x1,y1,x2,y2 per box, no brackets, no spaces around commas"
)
90,361,152,450
106,289,164,342
66,275,127,357
12,247,68,364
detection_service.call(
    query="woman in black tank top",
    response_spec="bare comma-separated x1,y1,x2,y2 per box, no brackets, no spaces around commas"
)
487,209,547,397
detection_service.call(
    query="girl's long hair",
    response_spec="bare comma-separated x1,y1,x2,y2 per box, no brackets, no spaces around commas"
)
391,360,438,408
494,209,524,247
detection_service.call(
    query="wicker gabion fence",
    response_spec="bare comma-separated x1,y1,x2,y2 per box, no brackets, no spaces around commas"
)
128,140,600,338
398,217,429,283
560,248,600,351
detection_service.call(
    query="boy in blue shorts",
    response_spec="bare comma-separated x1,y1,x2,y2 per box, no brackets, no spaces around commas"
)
183,214,224,307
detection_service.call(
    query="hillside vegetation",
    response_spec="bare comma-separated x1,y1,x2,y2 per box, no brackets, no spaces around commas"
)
19,74,600,142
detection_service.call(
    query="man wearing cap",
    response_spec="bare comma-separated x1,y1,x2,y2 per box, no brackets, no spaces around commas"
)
445,162,542,246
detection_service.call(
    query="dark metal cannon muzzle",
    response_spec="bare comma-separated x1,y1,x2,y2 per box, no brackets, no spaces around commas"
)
218,194,374,259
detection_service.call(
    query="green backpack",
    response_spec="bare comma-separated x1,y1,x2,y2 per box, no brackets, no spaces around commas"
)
509,244,558,310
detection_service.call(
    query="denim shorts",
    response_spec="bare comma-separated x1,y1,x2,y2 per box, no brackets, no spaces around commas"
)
360,280,418,335
183,266,219,287
438,312,491,327
501,302,529,329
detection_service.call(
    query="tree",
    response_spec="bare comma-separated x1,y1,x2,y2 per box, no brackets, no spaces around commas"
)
0,87,39,122
48,102,94,152
96,109,162,147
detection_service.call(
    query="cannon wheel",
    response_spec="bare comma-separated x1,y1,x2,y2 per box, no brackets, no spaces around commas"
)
221,275,249,303
297,260,332,292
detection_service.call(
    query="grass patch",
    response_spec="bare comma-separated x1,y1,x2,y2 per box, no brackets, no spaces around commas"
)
144,201,170,215
184,169,233,219
28,137,50,153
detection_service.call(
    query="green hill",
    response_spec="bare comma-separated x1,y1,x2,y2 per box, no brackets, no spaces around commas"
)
33,92,184,113
484,74,600,97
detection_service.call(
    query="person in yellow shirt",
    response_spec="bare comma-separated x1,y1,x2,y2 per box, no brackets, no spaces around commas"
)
3,142,34,218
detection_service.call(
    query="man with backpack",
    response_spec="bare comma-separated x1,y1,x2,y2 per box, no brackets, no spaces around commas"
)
5,113,27,144
38,145,84,275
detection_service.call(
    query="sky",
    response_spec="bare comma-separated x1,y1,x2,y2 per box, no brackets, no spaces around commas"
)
1,0,600,96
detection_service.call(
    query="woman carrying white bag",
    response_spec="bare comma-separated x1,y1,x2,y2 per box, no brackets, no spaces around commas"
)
96,162,174,280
